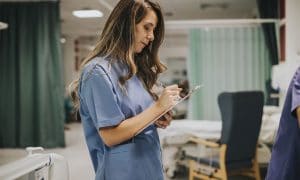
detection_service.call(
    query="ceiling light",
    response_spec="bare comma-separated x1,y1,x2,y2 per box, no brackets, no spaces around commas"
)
0,21,8,30
60,37,66,44
72,10,103,18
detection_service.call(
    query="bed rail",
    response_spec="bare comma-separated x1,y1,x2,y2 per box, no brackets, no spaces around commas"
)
0,147,69,180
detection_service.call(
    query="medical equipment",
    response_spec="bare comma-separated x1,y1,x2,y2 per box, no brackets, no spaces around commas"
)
0,147,69,180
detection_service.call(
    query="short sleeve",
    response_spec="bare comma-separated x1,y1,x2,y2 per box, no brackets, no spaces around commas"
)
80,65,125,129
291,68,300,117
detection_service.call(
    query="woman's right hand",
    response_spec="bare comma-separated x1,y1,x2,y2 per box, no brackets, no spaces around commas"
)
156,84,182,111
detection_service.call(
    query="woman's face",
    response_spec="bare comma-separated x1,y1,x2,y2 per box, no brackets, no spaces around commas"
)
134,9,158,53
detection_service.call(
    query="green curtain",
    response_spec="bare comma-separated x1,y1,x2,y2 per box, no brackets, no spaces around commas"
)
0,2,65,148
188,26,271,120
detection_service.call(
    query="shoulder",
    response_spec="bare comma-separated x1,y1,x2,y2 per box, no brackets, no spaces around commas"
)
295,67,300,78
79,57,116,95
81,56,111,82
293,67,300,83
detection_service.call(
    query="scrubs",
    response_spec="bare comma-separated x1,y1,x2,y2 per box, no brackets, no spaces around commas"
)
266,67,300,179
78,57,164,180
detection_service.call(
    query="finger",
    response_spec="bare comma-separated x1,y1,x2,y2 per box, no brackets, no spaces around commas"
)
165,116,173,125
165,86,182,92
165,84,178,89
160,120,170,126
154,121,164,128
158,116,165,121
157,122,167,129
168,110,174,116
171,95,181,101
163,111,173,119
158,124,167,129
156,119,168,126
158,119,169,125
156,125,165,129
166,90,181,97
164,110,173,117
163,112,172,119
164,113,172,120
163,114,169,120
165,120,171,126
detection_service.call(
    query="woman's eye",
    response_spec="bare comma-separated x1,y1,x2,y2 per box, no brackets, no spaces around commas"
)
144,26,150,31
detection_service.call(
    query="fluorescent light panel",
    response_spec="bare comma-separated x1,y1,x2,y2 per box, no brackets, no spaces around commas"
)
73,10,103,18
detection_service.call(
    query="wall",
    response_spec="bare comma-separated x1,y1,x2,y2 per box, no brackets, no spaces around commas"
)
61,32,189,92
286,0,300,63
62,35,78,94
271,0,300,107
159,32,188,84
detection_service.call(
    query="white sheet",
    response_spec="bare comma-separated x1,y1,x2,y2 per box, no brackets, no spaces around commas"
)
159,114,280,146
159,120,221,146
158,108,281,177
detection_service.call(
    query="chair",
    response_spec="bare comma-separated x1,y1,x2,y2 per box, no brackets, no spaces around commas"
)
188,91,264,180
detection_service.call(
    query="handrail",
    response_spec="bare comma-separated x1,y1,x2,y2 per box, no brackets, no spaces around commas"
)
0,147,69,180
0,154,51,179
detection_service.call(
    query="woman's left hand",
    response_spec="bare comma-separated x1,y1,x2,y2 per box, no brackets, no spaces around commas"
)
155,111,173,129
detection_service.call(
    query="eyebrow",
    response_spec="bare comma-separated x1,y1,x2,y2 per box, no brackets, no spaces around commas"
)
144,21,157,29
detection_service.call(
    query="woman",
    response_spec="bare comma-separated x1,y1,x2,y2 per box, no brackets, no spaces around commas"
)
70,0,181,179
266,66,300,179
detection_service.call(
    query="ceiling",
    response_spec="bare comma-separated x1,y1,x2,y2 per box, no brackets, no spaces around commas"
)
60,0,258,38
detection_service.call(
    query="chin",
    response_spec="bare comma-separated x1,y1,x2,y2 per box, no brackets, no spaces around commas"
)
135,48,143,54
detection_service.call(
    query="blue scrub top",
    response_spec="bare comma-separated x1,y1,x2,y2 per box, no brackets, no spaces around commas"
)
78,57,164,180
266,67,300,179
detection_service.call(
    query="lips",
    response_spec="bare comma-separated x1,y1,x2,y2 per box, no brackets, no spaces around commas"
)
141,42,148,46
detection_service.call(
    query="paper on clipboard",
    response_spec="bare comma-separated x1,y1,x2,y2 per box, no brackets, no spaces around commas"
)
134,84,203,136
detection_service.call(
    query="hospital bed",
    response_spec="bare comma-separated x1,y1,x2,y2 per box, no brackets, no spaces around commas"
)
158,106,281,178
0,147,69,180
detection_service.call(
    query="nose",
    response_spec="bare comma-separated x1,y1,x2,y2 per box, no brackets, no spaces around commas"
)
147,32,154,41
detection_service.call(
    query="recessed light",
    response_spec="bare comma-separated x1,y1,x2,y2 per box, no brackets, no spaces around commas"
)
0,21,8,30
72,10,103,18
60,37,66,43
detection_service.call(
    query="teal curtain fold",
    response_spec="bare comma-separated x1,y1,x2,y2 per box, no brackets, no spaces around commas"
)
188,26,271,120
0,2,65,148
257,0,280,65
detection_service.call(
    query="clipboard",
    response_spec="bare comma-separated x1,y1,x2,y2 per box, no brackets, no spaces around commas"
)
134,84,203,136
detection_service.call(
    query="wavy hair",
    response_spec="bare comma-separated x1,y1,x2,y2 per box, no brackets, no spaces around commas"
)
70,0,166,110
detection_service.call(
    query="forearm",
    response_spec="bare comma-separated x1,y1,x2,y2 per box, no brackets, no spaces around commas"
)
99,102,164,147
297,107,300,128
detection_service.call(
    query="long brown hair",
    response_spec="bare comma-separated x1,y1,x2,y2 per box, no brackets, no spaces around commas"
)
70,0,166,110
